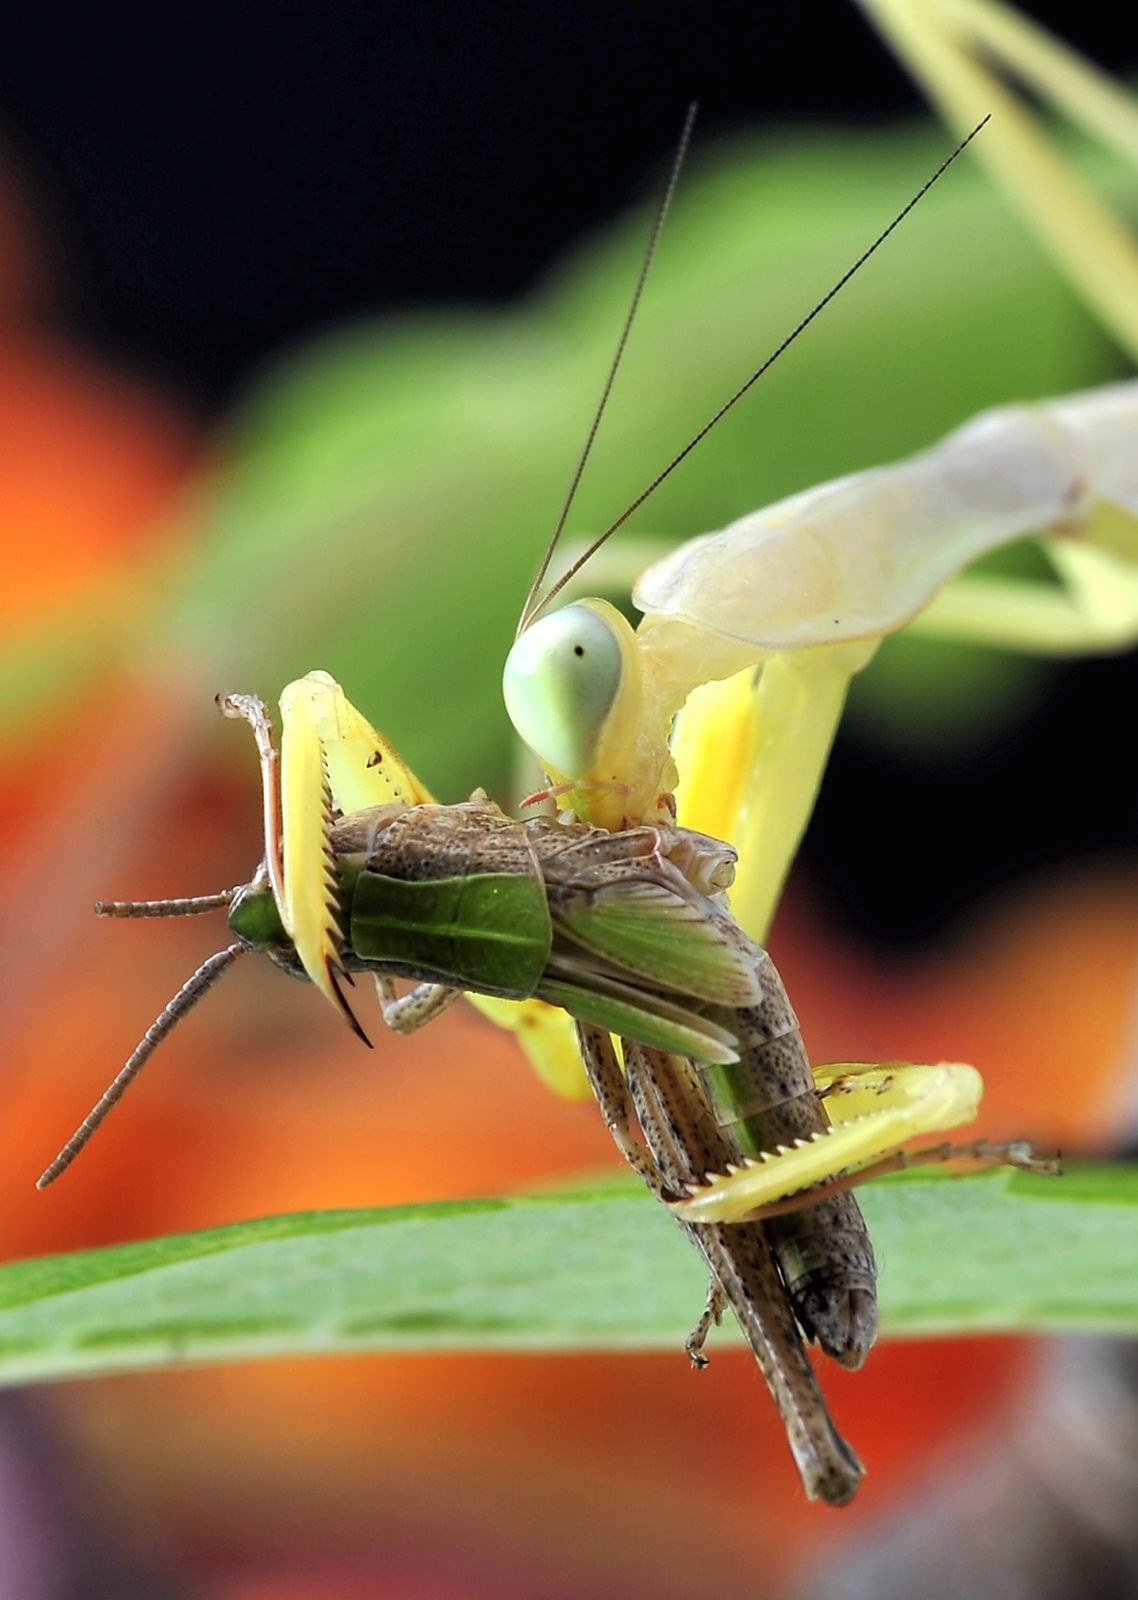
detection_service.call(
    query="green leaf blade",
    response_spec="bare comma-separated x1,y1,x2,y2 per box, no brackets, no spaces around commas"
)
0,1166,1135,1386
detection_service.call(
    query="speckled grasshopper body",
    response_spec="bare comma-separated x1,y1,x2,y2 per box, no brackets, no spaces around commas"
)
234,768,875,1502
55,679,873,1501
49,672,1041,1504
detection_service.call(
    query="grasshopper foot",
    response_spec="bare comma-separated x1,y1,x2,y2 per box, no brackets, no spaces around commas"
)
685,1275,728,1368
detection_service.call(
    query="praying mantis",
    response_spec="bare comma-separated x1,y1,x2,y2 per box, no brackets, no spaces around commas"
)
44,3,1138,1507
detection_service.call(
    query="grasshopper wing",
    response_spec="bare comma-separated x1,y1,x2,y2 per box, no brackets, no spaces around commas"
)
549,877,763,1007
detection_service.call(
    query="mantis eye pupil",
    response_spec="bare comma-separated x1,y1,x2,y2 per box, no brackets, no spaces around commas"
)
574,645,585,656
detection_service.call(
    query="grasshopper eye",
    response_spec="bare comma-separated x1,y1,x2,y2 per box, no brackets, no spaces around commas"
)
503,598,639,782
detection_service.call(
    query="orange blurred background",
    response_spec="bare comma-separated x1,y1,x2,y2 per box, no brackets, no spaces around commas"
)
2,17,1138,1597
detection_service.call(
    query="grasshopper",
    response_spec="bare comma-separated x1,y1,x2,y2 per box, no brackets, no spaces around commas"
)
45,670,1027,1506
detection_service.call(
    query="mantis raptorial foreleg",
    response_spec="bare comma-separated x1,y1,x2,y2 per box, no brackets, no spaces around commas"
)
672,1061,1058,1226
745,1134,1051,1215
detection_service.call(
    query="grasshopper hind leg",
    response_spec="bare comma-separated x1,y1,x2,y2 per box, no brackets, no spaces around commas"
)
621,1040,865,1505
575,1025,864,1502
574,1023,682,1199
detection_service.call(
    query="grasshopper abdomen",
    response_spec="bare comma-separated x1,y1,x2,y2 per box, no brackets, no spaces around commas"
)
698,956,878,1368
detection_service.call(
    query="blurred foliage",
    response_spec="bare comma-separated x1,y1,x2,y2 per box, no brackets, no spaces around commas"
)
10,120,1129,789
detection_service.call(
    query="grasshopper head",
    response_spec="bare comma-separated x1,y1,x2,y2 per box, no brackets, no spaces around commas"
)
227,881,291,957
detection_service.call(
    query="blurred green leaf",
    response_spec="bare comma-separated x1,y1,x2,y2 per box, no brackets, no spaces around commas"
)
49,119,1120,795
8,121,1129,770
2,1165,1134,1384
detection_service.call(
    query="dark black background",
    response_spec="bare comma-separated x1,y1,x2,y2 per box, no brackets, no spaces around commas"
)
3,3,1131,402
3,2,1136,944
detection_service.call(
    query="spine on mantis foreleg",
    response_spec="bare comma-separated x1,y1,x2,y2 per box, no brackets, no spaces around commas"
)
698,953,878,1370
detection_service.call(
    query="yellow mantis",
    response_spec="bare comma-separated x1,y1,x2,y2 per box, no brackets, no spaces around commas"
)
493,4,1137,1485
47,2,1138,1506
498,0,1138,1101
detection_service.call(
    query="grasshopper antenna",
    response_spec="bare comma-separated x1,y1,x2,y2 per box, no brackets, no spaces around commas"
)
96,891,238,918
36,943,244,1189
526,114,991,625
517,101,699,638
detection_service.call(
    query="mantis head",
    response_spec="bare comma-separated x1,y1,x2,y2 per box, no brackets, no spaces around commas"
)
503,117,991,834
502,598,651,830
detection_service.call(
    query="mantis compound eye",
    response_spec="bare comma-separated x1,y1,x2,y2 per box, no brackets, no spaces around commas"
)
503,597,640,784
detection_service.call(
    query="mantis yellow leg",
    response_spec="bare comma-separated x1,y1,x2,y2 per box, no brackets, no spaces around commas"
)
861,0,1138,363
671,640,877,943
908,537,1138,654
668,1059,1055,1226
225,671,435,1031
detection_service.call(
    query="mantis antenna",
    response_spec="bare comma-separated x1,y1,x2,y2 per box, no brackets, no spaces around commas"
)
520,113,992,630
516,101,699,638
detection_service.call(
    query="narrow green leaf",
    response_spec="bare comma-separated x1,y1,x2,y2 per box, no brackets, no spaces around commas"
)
0,1166,1134,1386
